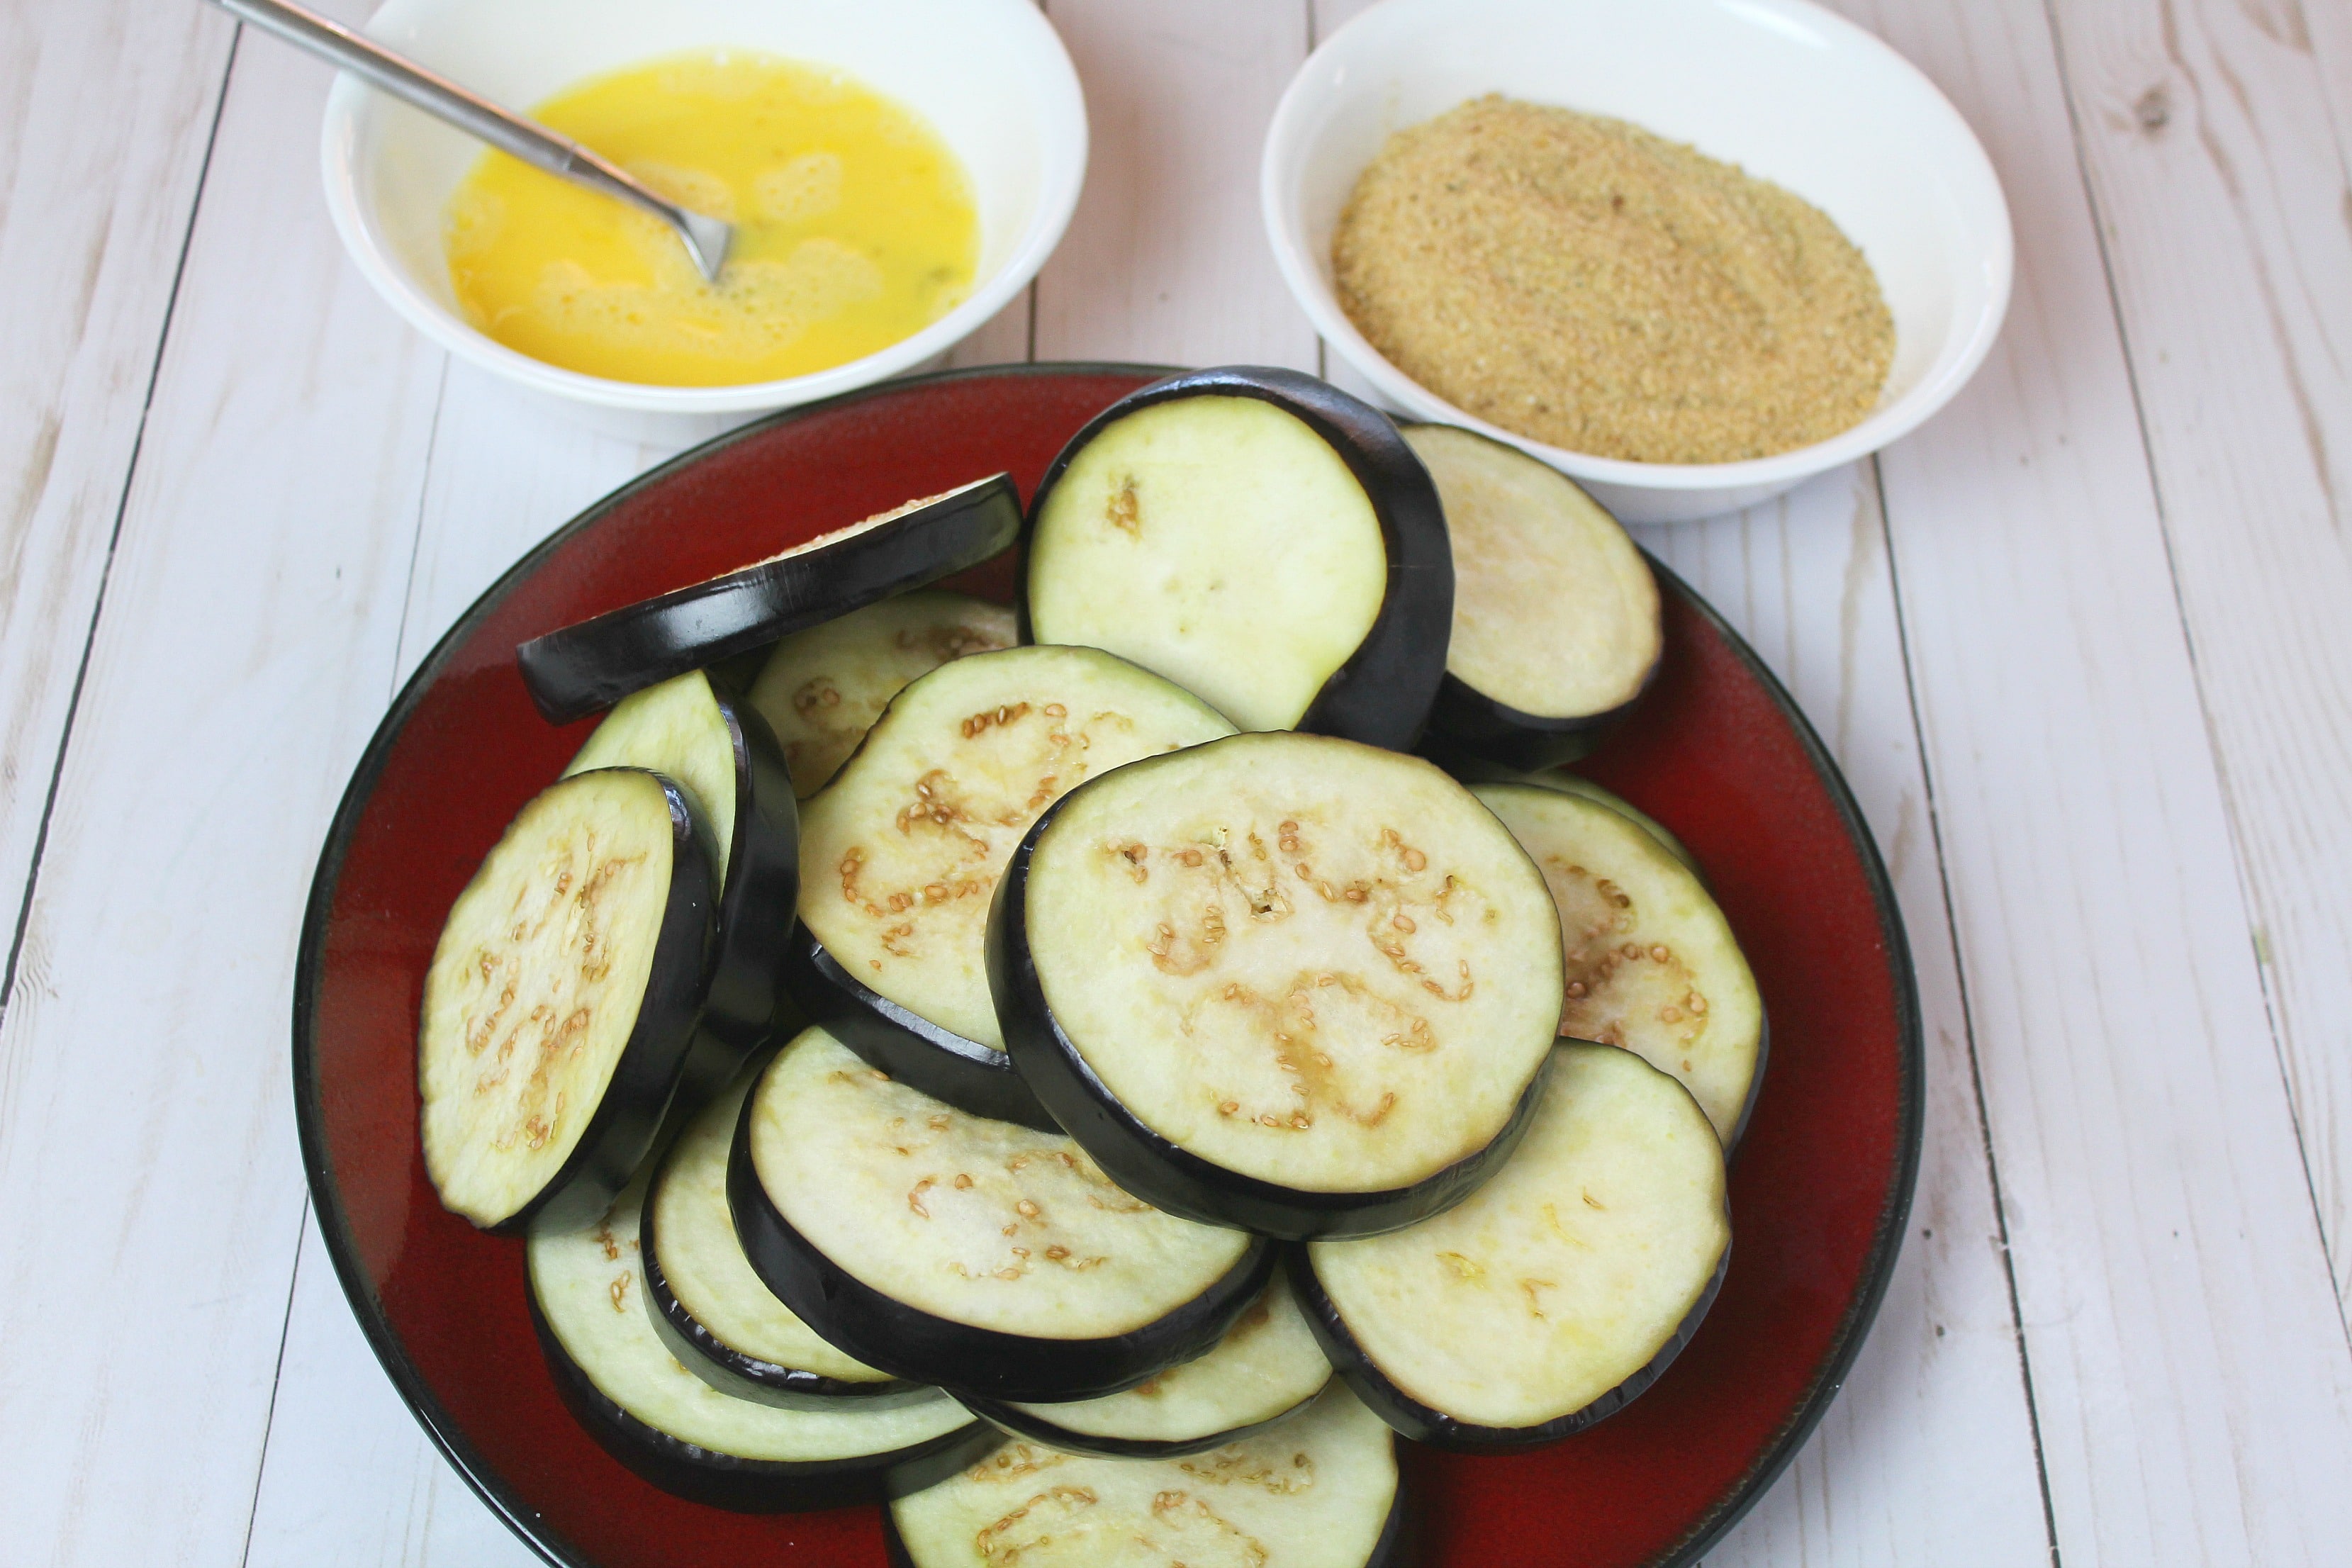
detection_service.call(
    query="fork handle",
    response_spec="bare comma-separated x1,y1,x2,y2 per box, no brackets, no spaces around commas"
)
208,0,683,233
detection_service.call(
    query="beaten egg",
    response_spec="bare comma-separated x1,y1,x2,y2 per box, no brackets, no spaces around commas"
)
444,51,978,387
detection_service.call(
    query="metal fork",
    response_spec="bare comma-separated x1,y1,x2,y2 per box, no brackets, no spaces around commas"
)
209,0,734,281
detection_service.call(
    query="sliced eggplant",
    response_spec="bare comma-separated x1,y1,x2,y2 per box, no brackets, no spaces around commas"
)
990,731,1563,1240
746,590,1019,799
1534,773,1700,875
889,1382,1401,1568
956,1270,1333,1459
1299,1041,1730,1451
517,475,1022,724
1474,783,1764,1146
1404,425,1661,768
792,644,1234,1124
418,768,712,1233
1026,366,1451,749
644,1051,937,1409
729,1027,1271,1402
564,671,800,1096
527,1170,995,1511
1426,751,1703,876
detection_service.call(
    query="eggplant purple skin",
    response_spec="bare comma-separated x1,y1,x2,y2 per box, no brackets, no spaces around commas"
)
477,769,716,1238
950,1374,1330,1461
1021,366,1454,752
778,928,1058,1131
1423,661,1657,770
666,695,802,1115
1289,1239,1730,1453
1406,424,1661,769
987,793,1551,1241
525,1276,1000,1513
882,1470,1410,1568
638,1165,941,1412
726,1077,1277,1402
517,474,1023,725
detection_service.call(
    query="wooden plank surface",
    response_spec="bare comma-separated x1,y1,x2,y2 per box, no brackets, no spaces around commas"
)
0,0,2341,1562
0,1,234,969
1634,472,2051,1567
1035,0,1317,370
1838,0,2352,1559
2039,0,2352,1319
0,16,446,1564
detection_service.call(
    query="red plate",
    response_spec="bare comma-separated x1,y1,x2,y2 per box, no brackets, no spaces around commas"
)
295,364,1920,1568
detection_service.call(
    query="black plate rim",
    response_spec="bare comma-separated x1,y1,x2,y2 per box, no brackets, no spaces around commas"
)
289,363,1923,1568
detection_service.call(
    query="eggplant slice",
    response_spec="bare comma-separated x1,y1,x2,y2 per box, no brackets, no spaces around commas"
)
791,644,1234,1123
1404,425,1661,768
528,1171,994,1511
1299,1041,1730,1451
517,475,1022,724
419,768,713,1233
990,731,1563,1239
730,1028,1271,1402
644,1051,938,1409
889,1382,1401,1568
1026,366,1451,749
1426,751,1703,877
746,590,1019,799
1474,783,1764,1146
956,1269,1333,1459
564,671,800,1097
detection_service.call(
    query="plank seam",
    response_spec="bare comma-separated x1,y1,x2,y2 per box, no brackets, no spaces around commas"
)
0,24,240,1037
385,356,454,683
1869,453,2064,1568
235,1197,313,1568
2034,0,2352,1345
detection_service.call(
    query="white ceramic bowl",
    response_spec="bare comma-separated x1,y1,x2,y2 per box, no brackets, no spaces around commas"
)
1262,0,2010,523
321,0,1086,417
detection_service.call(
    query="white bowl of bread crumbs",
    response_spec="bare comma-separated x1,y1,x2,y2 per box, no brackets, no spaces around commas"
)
1262,0,2010,524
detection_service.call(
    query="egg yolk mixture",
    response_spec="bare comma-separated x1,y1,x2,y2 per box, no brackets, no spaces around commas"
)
444,52,978,386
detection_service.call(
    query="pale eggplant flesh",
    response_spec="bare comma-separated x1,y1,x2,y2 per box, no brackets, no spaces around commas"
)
418,767,714,1235
563,672,801,1110
642,1053,939,1410
517,475,1022,725
1297,1042,1731,1451
1404,424,1661,768
527,1172,997,1511
951,1269,1335,1460
1024,366,1452,751
885,1382,1405,1568
729,1028,1274,1403
989,731,1563,1240
791,644,1233,1125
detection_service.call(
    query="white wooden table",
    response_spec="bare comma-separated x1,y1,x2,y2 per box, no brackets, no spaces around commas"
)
4,0,2348,1562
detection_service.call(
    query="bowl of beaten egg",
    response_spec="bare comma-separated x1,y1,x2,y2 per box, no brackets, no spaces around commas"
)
1261,0,2011,523
321,0,1085,415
